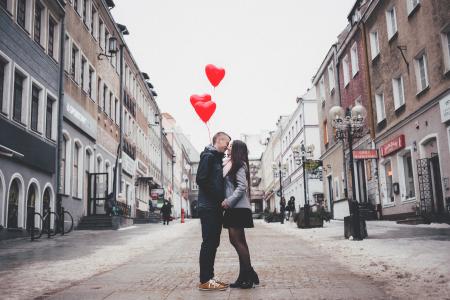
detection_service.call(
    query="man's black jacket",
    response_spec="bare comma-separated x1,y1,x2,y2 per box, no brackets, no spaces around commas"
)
196,145,225,210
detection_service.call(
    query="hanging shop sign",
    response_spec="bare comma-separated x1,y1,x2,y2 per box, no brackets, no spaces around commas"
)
353,149,378,159
440,93,450,123
380,135,405,157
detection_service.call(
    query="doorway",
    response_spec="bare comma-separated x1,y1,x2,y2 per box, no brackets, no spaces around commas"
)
356,160,368,204
327,175,334,218
430,154,444,217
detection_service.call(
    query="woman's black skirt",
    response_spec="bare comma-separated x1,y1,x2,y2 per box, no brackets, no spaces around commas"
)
223,208,254,228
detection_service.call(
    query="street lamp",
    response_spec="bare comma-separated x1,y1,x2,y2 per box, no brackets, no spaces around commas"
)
98,36,118,60
292,143,314,228
272,161,287,215
329,102,367,240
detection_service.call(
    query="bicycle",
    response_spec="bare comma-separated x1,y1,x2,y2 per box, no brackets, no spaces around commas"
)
28,207,74,241
59,208,74,235
27,212,44,241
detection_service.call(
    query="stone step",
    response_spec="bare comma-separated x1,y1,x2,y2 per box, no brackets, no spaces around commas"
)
396,217,428,225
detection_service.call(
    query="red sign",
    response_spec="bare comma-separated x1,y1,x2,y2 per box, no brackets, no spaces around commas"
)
380,135,406,157
353,149,378,159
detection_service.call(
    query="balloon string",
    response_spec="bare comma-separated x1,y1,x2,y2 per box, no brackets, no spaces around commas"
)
206,122,211,144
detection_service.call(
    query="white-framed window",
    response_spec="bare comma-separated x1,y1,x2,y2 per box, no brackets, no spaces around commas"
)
88,65,95,101
91,3,98,39
319,76,325,100
0,51,12,115
386,6,398,40
334,177,340,199
99,19,105,49
397,149,416,201
81,0,88,27
343,54,350,86
370,31,380,60
407,0,420,16
45,91,57,140
64,33,71,72
351,43,359,77
12,64,30,125
33,0,46,48
392,76,405,109
81,56,88,92
29,80,45,133
109,91,113,118
72,140,83,198
115,97,119,124
70,43,80,84
103,84,108,113
380,159,395,205
414,52,429,93
47,13,59,61
61,131,72,195
375,92,386,123
73,0,80,16
441,28,450,73
16,0,32,34
0,0,14,14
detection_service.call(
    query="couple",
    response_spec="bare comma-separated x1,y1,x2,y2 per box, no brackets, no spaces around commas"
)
196,132,259,291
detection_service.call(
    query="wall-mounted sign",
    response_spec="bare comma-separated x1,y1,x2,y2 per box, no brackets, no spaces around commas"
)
353,149,378,159
440,93,450,123
122,152,135,176
151,188,165,200
63,95,97,139
137,160,148,175
380,135,405,157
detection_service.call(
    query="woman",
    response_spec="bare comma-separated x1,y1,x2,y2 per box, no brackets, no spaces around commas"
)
222,140,259,289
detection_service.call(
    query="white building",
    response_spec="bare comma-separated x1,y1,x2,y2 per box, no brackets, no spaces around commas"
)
280,88,323,210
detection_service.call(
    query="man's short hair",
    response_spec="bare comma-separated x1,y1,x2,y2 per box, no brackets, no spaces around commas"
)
212,132,231,144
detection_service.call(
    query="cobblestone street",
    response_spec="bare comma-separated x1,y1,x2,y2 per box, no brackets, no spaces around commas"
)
0,220,390,300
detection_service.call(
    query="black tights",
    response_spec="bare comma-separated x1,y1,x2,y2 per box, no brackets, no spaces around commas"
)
228,227,252,278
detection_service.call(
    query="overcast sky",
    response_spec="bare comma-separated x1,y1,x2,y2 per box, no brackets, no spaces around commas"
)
111,0,355,152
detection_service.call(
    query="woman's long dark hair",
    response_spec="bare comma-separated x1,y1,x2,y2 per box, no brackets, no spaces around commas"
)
228,140,251,195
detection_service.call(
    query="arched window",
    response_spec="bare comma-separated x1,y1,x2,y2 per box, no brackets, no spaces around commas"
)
7,179,20,228
43,187,51,215
26,184,37,229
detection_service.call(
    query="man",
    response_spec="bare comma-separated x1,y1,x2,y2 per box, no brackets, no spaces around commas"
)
160,200,172,225
287,196,296,220
196,132,231,291
280,197,286,224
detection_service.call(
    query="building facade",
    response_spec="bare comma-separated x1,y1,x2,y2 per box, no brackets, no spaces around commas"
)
0,0,64,236
364,0,450,221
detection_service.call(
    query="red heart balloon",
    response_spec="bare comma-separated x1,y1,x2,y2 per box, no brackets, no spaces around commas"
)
190,94,211,107
205,64,225,88
194,100,216,123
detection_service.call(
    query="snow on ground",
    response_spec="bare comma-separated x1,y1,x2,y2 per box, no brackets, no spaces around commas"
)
261,219,450,299
0,221,195,300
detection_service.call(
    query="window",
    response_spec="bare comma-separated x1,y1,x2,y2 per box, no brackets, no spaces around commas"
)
103,84,107,112
0,0,7,10
327,64,335,92
334,177,340,199
91,4,97,38
34,1,44,46
0,57,7,113
343,55,350,86
73,0,78,14
99,19,105,49
61,135,68,193
407,0,420,15
88,66,94,99
16,0,26,30
82,0,87,25
109,91,113,118
13,70,26,123
64,34,70,72
392,76,405,109
351,43,359,76
386,7,398,40
45,95,55,139
105,30,110,57
400,151,415,200
323,120,329,145
370,31,380,60
414,53,429,93
81,57,87,91
384,161,394,203
48,16,56,59
71,45,79,82
319,76,325,100
441,30,450,72
73,142,80,197
375,92,386,123
30,84,41,132
115,98,119,124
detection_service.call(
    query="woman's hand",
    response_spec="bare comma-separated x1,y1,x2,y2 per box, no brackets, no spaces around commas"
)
221,200,230,209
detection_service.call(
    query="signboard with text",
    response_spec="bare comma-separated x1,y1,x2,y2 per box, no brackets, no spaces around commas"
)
380,135,405,157
353,149,378,160
440,93,450,123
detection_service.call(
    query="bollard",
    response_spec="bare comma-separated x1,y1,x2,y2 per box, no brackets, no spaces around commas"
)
181,208,185,223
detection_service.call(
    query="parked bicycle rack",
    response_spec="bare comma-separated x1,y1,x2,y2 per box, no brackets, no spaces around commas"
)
29,206,74,241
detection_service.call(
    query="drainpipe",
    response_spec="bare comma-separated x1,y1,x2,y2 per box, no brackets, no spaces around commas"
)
118,44,124,194
56,12,66,215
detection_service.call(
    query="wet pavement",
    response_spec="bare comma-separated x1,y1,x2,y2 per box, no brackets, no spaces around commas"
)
0,219,390,300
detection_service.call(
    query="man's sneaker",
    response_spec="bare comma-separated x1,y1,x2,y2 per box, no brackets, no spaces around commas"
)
212,278,229,287
198,279,228,291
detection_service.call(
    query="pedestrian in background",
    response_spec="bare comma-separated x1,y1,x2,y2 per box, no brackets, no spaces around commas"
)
287,196,296,220
280,197,286,224
222,140,259,289
161,200,172,225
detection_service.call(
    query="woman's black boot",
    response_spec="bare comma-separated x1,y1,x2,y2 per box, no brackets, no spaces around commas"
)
251,267,259,285
239,270,255,289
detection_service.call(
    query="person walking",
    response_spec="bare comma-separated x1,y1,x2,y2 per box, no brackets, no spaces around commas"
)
287,196,296,220
196,132,231,291
160,200,172,225
222,140,259,289
280,197,286,224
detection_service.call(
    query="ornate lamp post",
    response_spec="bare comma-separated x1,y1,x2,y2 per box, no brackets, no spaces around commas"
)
272,162,288,213
292,143,314,228
328,103,367,240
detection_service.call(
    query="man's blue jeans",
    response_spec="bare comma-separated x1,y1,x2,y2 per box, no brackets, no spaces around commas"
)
199,208,223,283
